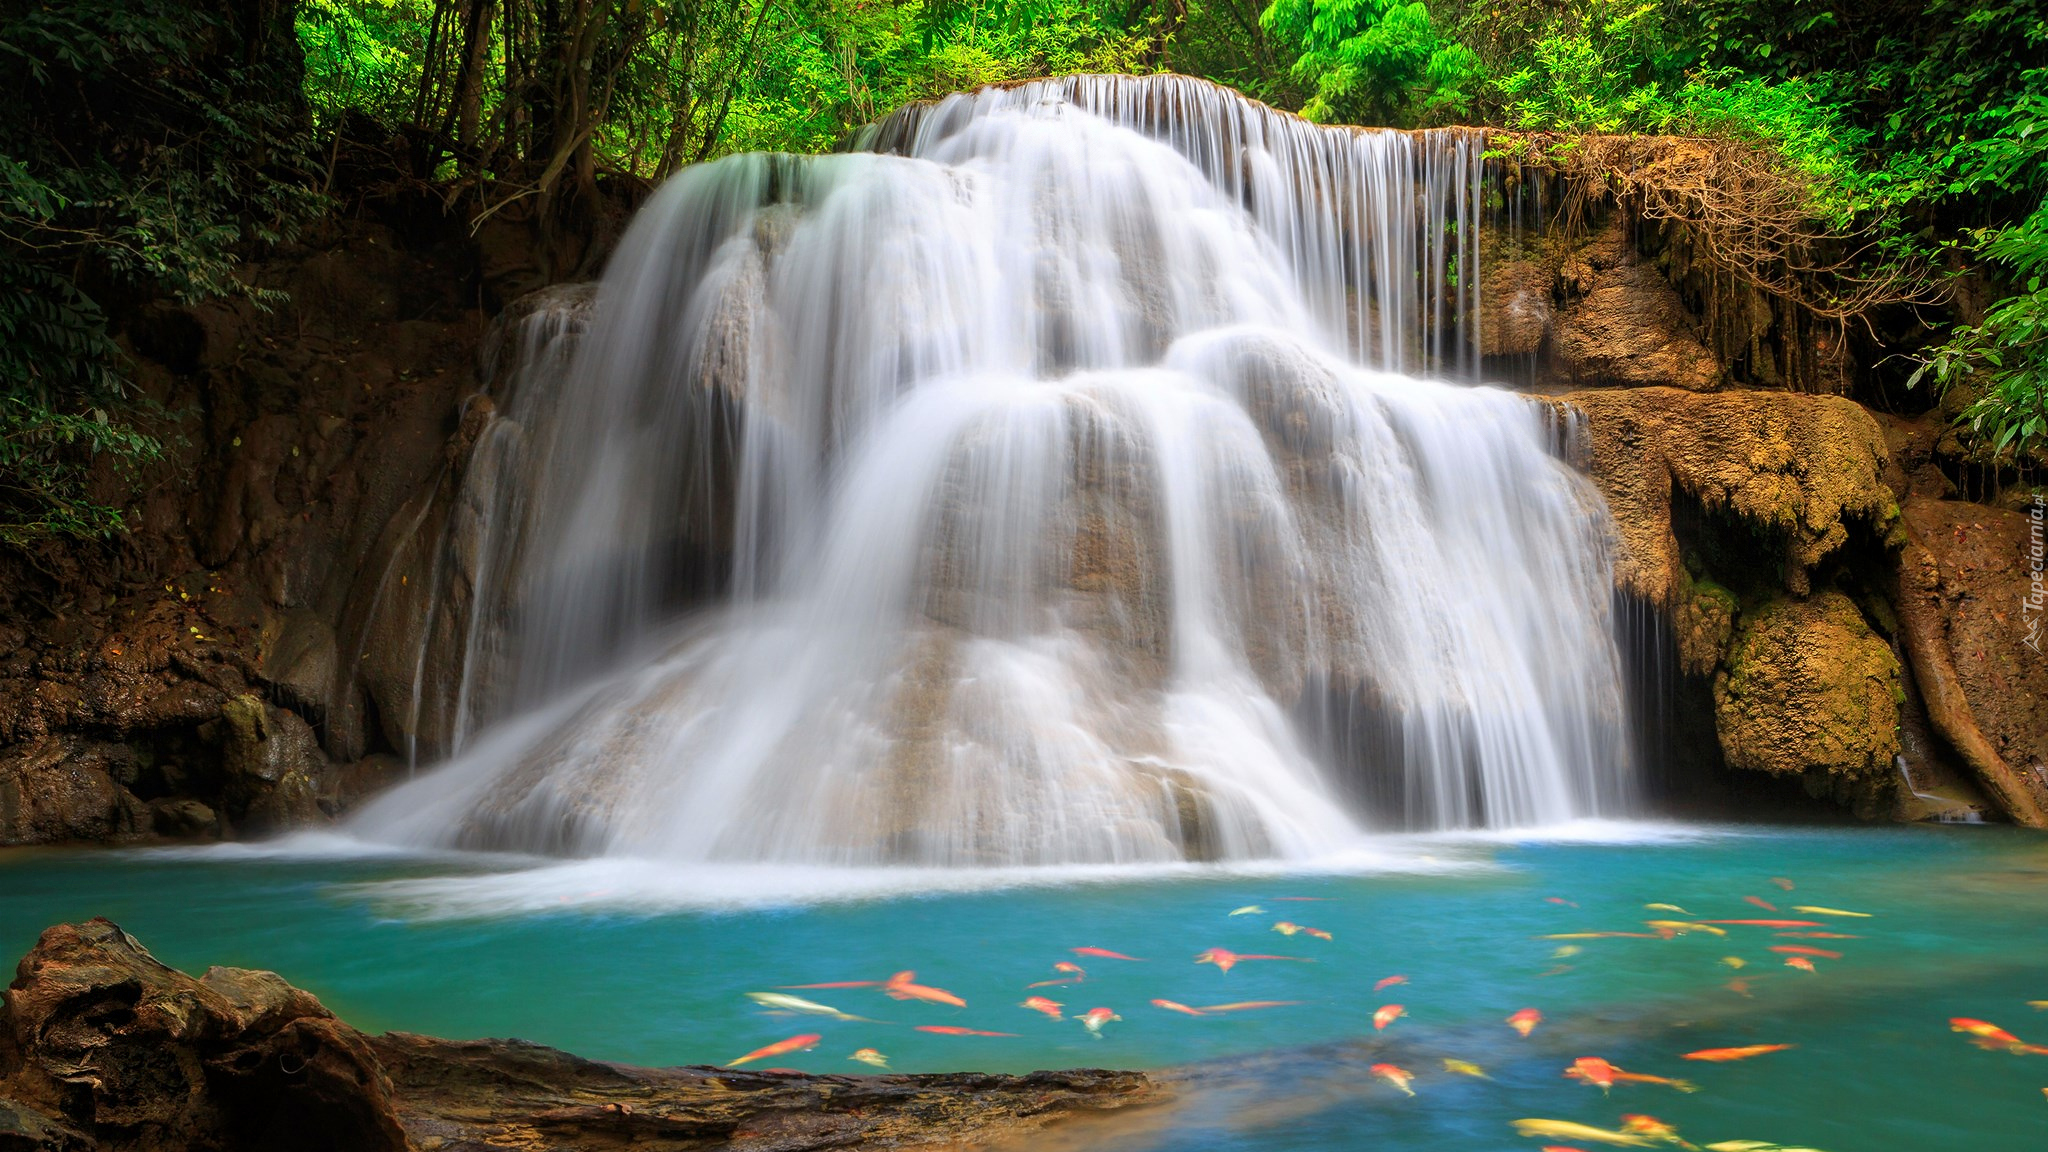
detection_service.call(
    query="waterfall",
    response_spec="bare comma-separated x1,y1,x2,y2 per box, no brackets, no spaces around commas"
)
353,75,1635,865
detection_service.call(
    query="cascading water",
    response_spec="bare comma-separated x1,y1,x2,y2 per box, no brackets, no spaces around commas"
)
354,75,1635,865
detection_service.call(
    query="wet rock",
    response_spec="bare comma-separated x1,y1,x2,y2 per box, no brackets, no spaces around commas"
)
215,694,327,834
0,739,148,846
147,797,219,839
1561,387,1898,604
0,922,1162,1152
0,919,409,1152
1713,591,1902,816
1552,262,1723,391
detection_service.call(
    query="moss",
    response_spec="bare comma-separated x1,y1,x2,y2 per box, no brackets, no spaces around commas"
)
1712,590,1902,817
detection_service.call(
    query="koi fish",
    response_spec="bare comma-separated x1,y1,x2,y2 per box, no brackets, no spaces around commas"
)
1510,1118,1655,1146
1074,1007,1121,1035
728,1033,821,1067
1443,1058,1489,1078
1202,1000,1302,1012
1303,927,1333,940
848,1048,889,1069
1681,1044,1795,1062
1646,920,1727,937
744,992,869,1021
1743,896,1779,912
1791,906,1870,918
1773,932,1859,939
1950,1018,2027,1050
1540,964,1575,977
1696,920,1824,928
1151,998,1206,1016
1567,1057,1698,1094
1229,905,1265,916
1541,1147,1592,1152
1272,921,1303,935
1547,897,1580,908
1768,945,1842,960
1020,996,1064,1019
883,971,967,1007
1783,956,1817,972
915,1025,1018,1037
1072,947,1145,961
1373,1004,1405,1030
1374,975,1408,992
1726,979,1753,996
1543,932,1664,939
1769,877,1795,890
1645,904,1692,915
1721,957,1747,968
1554,945,1584,959
1619,1114,1694,1146
1195,948,1311,973
1508,1008,1543,1036
1026,962,1086,988
1370,1062,1416,1096
2030,1001,2048,1010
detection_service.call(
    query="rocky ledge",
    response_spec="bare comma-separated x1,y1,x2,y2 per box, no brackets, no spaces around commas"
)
0,920,1161,1152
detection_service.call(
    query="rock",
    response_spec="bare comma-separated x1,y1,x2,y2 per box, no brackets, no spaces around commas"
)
1713,591,1902,815
1561,387,1898,604
1553,262,1723,390
0,919,409,1152
0,922,1163,1151
216,694,328,834
0,739,147,846
1889,496,2048,825
147,797,219,839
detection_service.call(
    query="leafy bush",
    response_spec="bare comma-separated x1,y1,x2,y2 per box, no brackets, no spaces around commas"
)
1912,202,2048,460
1259,0,1482,125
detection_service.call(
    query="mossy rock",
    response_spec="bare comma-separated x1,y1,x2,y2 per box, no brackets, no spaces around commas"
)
1713,591,1902,815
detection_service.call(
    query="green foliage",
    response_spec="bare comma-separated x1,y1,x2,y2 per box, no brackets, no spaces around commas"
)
0,0,316,546
299,0,437,132
1912,202,2048,460
1259,0,1481,125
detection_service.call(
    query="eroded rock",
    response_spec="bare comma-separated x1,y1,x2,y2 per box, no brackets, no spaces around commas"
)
1713,590,1902,815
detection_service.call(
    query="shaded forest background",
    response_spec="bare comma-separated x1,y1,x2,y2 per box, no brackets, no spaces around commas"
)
1,0,2044,551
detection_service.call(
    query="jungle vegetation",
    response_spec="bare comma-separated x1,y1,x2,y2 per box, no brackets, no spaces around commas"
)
1,0,2043,545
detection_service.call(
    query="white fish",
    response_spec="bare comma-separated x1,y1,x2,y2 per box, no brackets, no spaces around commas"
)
746,992,871,1021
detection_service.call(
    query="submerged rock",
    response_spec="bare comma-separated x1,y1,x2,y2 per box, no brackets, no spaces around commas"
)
0,920,1162,1152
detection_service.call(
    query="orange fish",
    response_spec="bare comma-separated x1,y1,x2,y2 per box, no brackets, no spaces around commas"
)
1619,1114,1689,1142
1151,998,1207,1016
1547,897,1579,908
1769,877,1795,890
1020,996,1064,1019
1951,1018,2027,1050
1508,1008,1543,1037
883,971,967,1007
1195,948,1311,973
1026,961,1086,988
1566,1057,1697,1094
1201,1000,1302,1012
728,1033,821,1067
1769,945,1842,960
1071,947,1145,961
1370,1062,1416,1096
1774,932,1859,939
1783,956,1817,972
1541,1148,1591,1152
915,1025,1018,1037
1682,1044,1795,1062
1374,975,1408,992
1074,1007,1121,1035
1302,927,1333,940
1725,978,1753,996
1743,896,1779,912
1374,1004,1405,1030
1271,921,1305,935
1696,920,1824,928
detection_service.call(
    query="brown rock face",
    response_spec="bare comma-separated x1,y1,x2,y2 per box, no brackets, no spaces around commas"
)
1713,591,1903,814
1562,387,1897,604
0,919,409,1152
1552,260,1723,391
0,922,1162,1151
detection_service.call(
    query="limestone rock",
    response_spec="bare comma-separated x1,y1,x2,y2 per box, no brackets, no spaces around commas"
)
1553,262,1723,390
0,739,147,846
1713,591,1902,814
216,694,328,834
1562,387,1898,603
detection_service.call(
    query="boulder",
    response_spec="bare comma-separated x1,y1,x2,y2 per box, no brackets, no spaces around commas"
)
1713,591,1902,815
215,694,328,834
0,740,147,846
1561,387,1898,603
